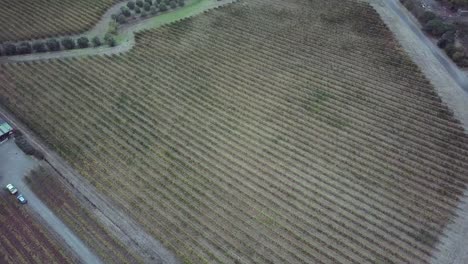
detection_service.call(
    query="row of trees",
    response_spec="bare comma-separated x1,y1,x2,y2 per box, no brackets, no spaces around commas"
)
113,0,185,24
0,35,116,56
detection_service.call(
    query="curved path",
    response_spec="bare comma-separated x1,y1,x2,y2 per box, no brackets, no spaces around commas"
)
0,0,234,64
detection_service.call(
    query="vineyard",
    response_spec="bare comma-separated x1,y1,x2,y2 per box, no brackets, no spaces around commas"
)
25,163,143,263
0,0,114,42
1,0,468,262
0,193,74,263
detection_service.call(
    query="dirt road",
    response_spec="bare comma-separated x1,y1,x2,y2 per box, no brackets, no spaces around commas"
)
0,0,234,64
0,106,180,263
365,1,468,263
0,140,102,264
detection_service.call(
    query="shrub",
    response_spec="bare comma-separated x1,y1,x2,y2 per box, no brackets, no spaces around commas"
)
444,43,457,57
61,37,76,50
4,44,17,55
127,1,136,10
423,19,455,37
17,42,32,54
111,13,118,20
32,41,47,52
77,37,89,48
14,132,44,160
108,21,119,35
150,6,157,14
143,2,151,11
451,51,465,63
117,13,127,24
92,36,102,47
136,0,144,7
46,38,60,51
419,11,436,24
105,33,117,47
122,7,132,17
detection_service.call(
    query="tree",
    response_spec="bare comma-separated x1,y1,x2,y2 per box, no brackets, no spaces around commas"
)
127,1,136,10
121,7,132,17
169,1,177,9
423,19,455,37
156,0,162,3
32,41,47,52
17,42,32,54
77,37,89,48
419,11,436,24
117,13,127,24
4,44,17,56
105,33,116,47
141,10,148,17
61,37,76,50
150,6,157,15
159,3,167,11
145,0,153,5
46,38,60,51
179,0,185,6
136,0,144,7
92,36,102,47
451,51,465,63
143,2,151,11
135,6,141,14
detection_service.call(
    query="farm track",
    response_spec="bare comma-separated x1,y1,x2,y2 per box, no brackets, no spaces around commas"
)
0,0,235,64
0,0,116,42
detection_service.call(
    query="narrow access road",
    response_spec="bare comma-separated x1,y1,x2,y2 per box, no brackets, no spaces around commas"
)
364,1,468,264
0,140,102,264
0,0,235,64
0,104,180,263
384,0,468,92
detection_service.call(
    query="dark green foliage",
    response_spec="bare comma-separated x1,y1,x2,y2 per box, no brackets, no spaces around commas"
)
4,43,17,55
423,19,455,37
144,0,153,5
127,1,136,10
104,33,116,47
159,3,167,11
61,37,76,50
17,42,32,54
179,0,185,6
117,13,127,24
135,6,141,14
136,0,144,7
419,11,436,24
32,41,47,52
143,2,151,11
121,7,132,17
92,36,102,47
141,10,148,17
46,38,60,51
169,1,177,9
77,37,89,48
14,131,44,160
150,5,157,14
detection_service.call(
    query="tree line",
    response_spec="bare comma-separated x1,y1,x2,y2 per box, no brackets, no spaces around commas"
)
0,35,117,56
113,0,185,24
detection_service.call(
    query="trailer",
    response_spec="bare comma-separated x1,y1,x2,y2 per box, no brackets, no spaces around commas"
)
0,118,13,143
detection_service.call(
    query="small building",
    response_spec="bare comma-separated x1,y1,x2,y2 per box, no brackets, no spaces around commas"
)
459,10,468,16
0,118,13,142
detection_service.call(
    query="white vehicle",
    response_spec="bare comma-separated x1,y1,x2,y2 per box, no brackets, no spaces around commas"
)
6,184,18,195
